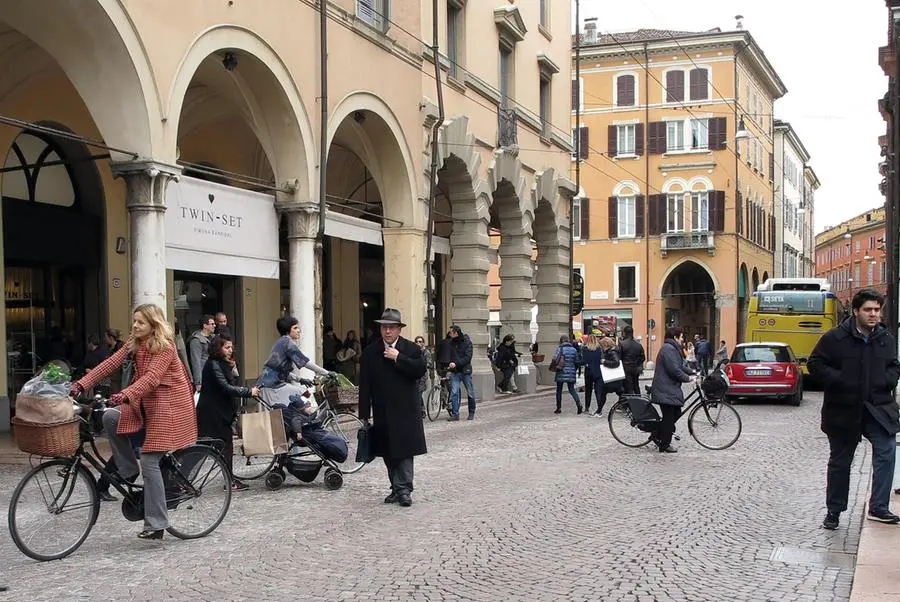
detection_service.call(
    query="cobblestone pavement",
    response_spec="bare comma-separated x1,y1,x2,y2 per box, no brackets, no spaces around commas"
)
0,389,870,601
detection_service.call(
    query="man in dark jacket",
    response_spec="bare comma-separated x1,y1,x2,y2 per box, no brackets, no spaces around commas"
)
618,325,646,394
695,336,712,375
447,325,476,421
650,327,696,453
358,308,427,507
808,288,900,530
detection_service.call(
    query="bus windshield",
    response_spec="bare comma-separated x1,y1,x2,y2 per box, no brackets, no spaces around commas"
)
755,291,825,314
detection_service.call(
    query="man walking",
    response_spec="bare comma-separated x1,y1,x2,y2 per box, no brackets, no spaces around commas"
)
358,308,427,507
809,288,900,530
618,325,645,395
447,325,476,421
696,335,712,376
214,312,233,341
189,315,216,391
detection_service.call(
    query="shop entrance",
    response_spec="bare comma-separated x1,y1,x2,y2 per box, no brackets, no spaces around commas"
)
173,271,241,355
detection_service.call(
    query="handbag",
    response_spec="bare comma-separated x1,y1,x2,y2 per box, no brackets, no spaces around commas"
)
240,408,290,456
121,352,135,388
600,363,626,383
355,422,376,464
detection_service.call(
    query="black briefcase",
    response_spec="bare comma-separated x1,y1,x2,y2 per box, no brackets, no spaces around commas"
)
356,423,376,464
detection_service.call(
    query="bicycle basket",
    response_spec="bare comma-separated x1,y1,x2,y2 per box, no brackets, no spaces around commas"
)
12,417,80,457
320,381,358,409
701,372,729,399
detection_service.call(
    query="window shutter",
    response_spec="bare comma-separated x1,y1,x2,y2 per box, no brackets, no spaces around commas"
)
711,190,726,232
647,194,666,235
736,190,743,235
617,75,635,106
635,123,645,156
647,122,665,155
768,152,775,181
635,194,646,237
608,197,618,239
665,70,684,102
571,79,579,112
579,126,590,160
708,117,727,150
689,68,709,100
580,197,590,239
608,125,618,157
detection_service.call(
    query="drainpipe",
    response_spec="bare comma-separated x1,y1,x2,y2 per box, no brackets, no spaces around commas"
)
424,0,445,348
312,0,329,358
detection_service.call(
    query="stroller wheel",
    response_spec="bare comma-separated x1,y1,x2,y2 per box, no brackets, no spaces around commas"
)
264,471,284,491
323,468,343,491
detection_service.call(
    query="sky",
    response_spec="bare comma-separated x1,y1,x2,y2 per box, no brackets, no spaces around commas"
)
572,0,888,233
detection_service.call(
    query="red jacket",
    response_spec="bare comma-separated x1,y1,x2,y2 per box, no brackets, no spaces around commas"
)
78,340,197,452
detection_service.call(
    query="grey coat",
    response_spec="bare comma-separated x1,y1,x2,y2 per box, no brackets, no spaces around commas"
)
650,339,694,407
188,331,211,386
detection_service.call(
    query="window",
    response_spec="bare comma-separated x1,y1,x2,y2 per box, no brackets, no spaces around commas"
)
447,0,463,79
869,235,876,250
867,261,875,285
499,45,513,108
572,126,588,160
616,264,637,300
690,119,709,150
665,70,684,103
667,121,684,152
357,0,389,31
689,68,709,101
539,0,549,27
571,77,583,113
572,197,581,239
666,193,684,232
539,78,550,136
881,262,887,283
854,263,861,284
691,191,709,231
617,196,636,237
617,124,635,155
615,74,635,107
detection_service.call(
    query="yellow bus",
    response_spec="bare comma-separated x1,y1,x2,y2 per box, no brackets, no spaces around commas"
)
746,278,839,376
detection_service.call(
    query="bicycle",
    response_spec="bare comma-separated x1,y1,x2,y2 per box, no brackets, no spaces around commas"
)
608,366,742,451
8,399,232,561
424,368,452,422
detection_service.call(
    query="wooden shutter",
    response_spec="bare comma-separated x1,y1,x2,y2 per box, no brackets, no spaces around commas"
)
608,197,618,239
665,70,684,102
635,195,646,237
580,197,590,239
617,75,635,106
579,126,589,160
710,190,726,232
648,194,666,235
689,68,708,100
736,190,743,235
647,122,666,155
571,79,579,112
708,117,727,150
768,152,775,181
635,123,645,156
608,125,618,157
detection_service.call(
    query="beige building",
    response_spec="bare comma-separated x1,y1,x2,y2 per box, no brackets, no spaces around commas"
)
0,0,575,429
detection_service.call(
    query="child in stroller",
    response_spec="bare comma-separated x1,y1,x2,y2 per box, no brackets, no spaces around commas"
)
263,386,350,491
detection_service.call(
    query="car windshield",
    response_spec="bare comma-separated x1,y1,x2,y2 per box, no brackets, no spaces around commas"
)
732,346,792,363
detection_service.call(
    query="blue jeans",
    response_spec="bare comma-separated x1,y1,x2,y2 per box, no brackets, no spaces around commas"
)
826,417,897,514
555,381,581,409
450,372,476,417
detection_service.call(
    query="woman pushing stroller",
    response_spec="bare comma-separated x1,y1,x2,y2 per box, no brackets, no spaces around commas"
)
257,316,335,410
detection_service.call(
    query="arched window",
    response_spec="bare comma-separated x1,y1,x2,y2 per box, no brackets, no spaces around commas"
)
614,73,637,107
2,132,76,207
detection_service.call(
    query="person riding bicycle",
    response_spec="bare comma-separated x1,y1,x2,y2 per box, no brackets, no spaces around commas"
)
257,316,334,410
70,303,197,540
649,326,697,453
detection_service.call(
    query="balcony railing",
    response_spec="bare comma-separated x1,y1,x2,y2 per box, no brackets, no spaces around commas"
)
660,232,716,257
498,107,518,148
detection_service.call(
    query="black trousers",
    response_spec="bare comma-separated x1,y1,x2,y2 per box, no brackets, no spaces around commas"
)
623,368,641,395
584,372,603,412
499,367,516,391
383,456,414,496
657,405,682,448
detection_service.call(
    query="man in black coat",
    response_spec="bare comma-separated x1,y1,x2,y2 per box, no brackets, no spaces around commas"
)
447,325,476,421
358,308,427,507
809,288,900,530
618,325,646,394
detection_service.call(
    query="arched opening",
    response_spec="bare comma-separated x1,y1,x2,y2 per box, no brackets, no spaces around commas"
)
751,267,760,293
737,263,750,343
661,260,717,341
762,270,769,283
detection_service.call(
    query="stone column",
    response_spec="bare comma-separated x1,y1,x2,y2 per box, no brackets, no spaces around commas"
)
111,161,180,313
381,227,427,338
280,202,319,364
448,188,494,402
534,218,572,385
496,202,536,393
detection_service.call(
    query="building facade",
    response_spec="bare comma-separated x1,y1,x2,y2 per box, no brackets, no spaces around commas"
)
0,0,575,429
773,120,817,279
879,0,900,339
815,208,888,310
568,24,786,355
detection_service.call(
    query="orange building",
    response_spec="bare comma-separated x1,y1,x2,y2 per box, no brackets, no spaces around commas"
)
564,23,786,355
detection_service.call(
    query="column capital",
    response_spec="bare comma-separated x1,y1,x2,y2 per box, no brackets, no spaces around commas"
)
279,201,320,240
111,160,181,213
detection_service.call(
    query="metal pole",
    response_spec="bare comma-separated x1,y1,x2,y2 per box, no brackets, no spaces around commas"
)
315,0,329,361
424,0,445,349
570,0,580,337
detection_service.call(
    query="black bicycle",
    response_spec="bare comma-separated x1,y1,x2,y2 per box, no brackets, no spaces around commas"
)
608,365,742,451
8,400,232,561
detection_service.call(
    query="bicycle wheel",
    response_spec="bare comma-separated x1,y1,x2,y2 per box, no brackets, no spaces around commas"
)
8,459,99,561
231,443,276,481
322,411,365,474
426,384,442,422
165,445,232,540
607,399,654,448
688,400,742,450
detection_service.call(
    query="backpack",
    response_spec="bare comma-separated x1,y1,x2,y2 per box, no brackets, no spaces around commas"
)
602,346,621,369
549,348,567,372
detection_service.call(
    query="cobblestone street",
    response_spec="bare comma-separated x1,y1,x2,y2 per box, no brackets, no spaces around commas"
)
0,390,871,601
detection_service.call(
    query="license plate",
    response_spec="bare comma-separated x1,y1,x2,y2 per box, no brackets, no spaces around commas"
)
745,369,771,377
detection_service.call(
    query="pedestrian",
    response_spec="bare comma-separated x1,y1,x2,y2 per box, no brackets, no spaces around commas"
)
686,342,697,372
70,304,197,539
323,325,340,371
413,335,433,413
580,334,604,416
103,328,125,393
619,325,645,394
358,308,427,507
715,340,728,363
808,288,900,530
189,315,215,392
552,335,582,415
696,335,711,376
196,335,260,492
257,316,332,409
650,326,696,453
214,312,233,341
495,334,520,394
336,330,362,384
447,325,476,421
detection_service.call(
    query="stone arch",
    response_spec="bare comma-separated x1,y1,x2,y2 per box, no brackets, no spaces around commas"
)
328,92,417,227
762,270,769,283
0,0,161,158
165,24,315,197
751,267,760,292
662,177,689,193
613,180,642,196
657,257,721,300
687,175,714,191
659,258,718,340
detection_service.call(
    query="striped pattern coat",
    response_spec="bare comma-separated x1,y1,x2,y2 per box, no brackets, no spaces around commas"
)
77,340,197,452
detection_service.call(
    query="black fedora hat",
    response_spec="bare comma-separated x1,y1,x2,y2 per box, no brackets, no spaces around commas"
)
374,308,406,327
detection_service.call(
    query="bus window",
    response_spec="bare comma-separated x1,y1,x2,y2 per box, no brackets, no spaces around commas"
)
756,292,825,314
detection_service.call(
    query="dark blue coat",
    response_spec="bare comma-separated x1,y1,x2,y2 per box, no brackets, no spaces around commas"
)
581,346,604,378
650,339,694,406
552,343,581,383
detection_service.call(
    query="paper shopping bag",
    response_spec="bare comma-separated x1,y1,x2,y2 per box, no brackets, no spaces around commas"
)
600,363,626,384
516,365,529,376
240,408,289,456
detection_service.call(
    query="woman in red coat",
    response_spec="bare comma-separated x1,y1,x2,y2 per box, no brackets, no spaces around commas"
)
71,303,197,540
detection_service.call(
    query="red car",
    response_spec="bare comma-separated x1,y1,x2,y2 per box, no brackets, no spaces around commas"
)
724,342,803,406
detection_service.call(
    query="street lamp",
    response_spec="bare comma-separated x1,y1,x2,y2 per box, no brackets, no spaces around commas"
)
735,116,749,141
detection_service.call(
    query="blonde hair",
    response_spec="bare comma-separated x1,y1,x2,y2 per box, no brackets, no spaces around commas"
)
585,334,600,351
131,303,174,355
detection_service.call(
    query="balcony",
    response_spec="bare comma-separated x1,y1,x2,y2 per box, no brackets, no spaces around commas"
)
498,107,518,149
660,232,716,257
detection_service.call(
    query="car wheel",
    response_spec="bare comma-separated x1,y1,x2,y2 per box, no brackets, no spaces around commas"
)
789,387,802,406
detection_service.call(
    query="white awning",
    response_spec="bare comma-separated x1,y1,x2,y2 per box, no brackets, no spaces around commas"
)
324,211,383,246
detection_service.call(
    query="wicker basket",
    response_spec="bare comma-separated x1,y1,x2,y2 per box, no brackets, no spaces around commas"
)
321,383,358,409
12,417,80,457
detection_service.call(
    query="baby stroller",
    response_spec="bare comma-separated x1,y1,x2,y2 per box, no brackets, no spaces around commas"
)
262,392,350,491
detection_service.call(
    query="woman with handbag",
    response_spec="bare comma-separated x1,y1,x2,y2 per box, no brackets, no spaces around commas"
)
551,335,582,415
196,336,259,492
71,304,197,540
580,335,604,416
495,334,521,394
